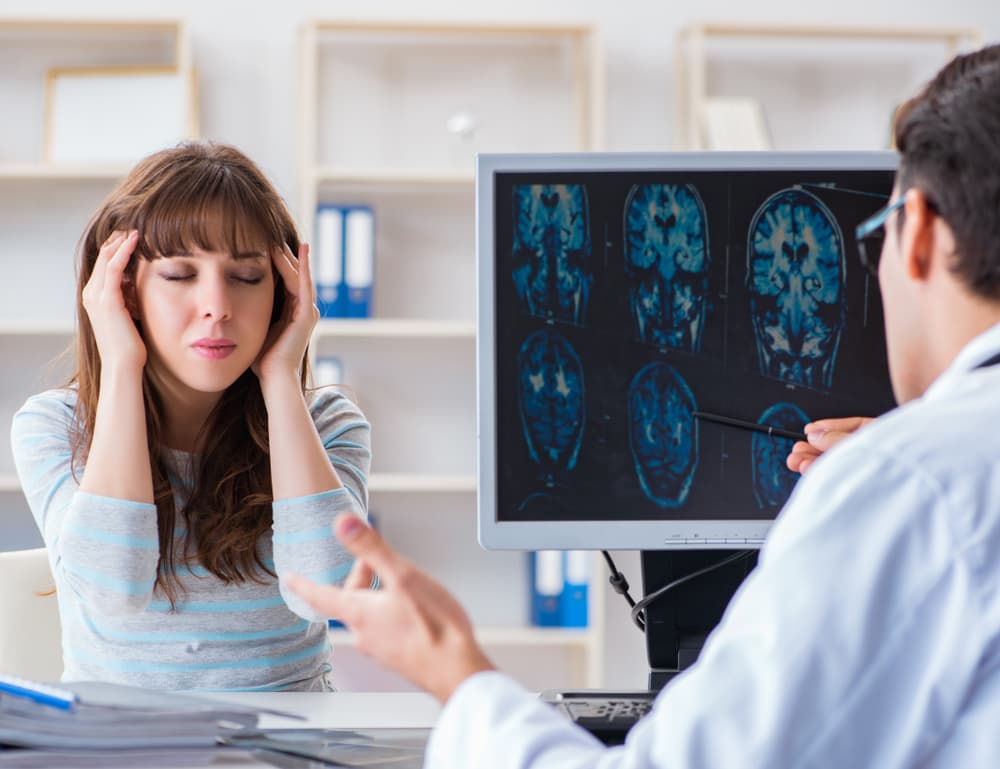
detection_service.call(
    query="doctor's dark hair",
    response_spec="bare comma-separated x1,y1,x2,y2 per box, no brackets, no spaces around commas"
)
893,44,1000,300
70,141,308,604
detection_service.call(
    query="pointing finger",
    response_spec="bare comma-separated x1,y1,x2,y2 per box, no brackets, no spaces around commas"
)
333,513,408,585
343,557,376,591
284,573,356,624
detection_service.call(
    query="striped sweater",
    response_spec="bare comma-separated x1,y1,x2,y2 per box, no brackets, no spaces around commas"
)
10,386,370,691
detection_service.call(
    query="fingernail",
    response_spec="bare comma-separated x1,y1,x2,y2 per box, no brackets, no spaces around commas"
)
807,430,825,445
339,514,363,539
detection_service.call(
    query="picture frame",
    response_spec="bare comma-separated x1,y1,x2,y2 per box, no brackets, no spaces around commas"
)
43,66,195,164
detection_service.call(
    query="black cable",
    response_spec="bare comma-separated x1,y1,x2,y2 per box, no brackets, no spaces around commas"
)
603,549,754,632
601,550,637,609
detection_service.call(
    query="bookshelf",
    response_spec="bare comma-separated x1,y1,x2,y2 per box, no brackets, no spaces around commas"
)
0,17,196,552
298,19,606,689
674,22,984,150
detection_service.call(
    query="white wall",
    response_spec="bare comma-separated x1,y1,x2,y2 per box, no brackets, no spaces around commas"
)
2,0,998,690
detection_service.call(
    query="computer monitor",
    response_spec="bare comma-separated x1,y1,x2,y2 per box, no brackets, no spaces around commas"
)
477,151,898,552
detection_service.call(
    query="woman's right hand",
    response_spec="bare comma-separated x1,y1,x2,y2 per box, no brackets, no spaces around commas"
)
787,416,874,474
81,230,146,374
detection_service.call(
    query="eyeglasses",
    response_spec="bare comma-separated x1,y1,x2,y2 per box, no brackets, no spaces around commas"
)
855,196,905,277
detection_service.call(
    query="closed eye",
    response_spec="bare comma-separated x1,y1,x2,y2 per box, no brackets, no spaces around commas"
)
161,273,194,282
232,274,265,285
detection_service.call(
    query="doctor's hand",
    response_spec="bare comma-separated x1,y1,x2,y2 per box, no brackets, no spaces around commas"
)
285,514,496,703
786,416,874,474
82,230,147,375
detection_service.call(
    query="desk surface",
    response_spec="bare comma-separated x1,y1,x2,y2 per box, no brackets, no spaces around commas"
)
206,690,442,730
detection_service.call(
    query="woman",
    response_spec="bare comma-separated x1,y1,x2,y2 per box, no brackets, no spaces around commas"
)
11,141,369,691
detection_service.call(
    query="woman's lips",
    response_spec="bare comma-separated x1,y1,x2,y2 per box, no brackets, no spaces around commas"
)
191,339,236,360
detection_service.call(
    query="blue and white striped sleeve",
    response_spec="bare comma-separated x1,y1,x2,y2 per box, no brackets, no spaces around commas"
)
272,387,372,620
10,390,159,616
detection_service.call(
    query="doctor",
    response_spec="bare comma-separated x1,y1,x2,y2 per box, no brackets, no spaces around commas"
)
288,44,1000,768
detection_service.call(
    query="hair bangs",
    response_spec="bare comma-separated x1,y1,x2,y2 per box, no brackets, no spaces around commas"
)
131,162,287,264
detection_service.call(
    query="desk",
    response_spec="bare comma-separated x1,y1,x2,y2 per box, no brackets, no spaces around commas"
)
206,691,441,731
171,692,441,768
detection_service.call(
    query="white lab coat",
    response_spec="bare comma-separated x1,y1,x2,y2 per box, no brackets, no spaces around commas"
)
427,322,1000,768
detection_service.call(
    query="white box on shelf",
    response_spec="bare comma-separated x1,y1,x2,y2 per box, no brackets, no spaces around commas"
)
44,67,193,164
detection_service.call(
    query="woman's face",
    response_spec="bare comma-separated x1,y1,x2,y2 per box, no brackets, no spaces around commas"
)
133,245,275,397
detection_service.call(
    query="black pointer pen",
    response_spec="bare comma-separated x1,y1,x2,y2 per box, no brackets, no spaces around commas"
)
693,411,808,442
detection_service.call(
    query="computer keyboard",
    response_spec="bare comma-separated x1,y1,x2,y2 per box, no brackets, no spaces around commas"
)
541,690,656,745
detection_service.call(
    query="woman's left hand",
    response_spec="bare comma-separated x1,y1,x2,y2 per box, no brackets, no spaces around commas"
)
253,242,318,388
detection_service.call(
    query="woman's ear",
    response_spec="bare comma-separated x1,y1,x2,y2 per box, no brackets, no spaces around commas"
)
122,275,140,320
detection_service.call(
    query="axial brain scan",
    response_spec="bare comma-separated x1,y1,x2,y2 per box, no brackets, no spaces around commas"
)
747,187,845,390
517,328,586,478
512,184,593,326
751,402,810,509
624,183,710,352
628,361,698,508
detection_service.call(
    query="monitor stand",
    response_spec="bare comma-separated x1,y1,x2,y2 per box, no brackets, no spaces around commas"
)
641,549,758,690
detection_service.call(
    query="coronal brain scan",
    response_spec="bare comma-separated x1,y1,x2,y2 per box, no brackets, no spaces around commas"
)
624,183,710,352
751,402,811,508
493,162,897,532
627,361,698,508
516,328,586,478
512,184,593,326
747,187,845,390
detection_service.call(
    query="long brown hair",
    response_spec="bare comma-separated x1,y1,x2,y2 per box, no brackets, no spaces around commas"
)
70,141,308,603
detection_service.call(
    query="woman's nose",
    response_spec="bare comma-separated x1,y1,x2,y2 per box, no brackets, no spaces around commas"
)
199,276,232,320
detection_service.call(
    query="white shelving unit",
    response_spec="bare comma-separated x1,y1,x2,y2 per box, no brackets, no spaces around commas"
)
674,22,984,150
298,19,606,690
0,18,196,552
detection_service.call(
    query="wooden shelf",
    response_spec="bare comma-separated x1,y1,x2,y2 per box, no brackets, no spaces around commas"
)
0,319,474,339
0,163,130,181
0,473,476,495
0,18,184,34
680,22,983,43
315,167,474,186
369,473,475,494
312,20,596,37
314,318,475,339
330,625,593,648
0,321,74,336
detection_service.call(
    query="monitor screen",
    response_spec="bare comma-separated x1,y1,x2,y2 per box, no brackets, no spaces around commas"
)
477,152,898,550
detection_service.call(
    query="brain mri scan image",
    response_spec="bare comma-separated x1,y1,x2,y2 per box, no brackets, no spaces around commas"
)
751,402,811,509
512,184,593,326
624,183,710,352
517,328,586,479
628,361,698,508
747,187,845,390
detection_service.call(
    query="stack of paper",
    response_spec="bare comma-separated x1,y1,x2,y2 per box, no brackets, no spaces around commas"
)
0,677,299,767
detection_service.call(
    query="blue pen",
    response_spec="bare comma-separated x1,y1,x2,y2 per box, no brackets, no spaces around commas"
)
0,674,77,711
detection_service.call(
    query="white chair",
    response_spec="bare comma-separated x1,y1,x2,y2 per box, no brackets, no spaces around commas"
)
0,548,63,681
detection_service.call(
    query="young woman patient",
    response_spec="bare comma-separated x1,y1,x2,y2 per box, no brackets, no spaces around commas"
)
11,141,370,691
